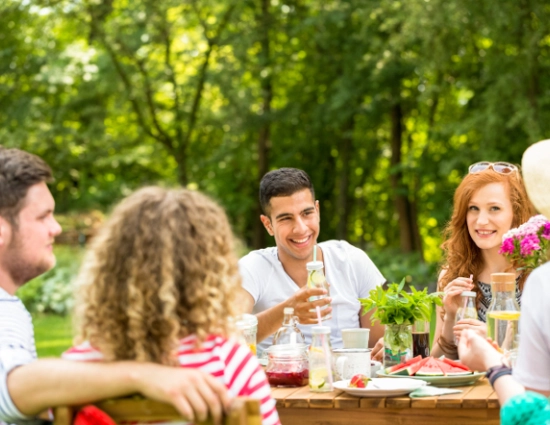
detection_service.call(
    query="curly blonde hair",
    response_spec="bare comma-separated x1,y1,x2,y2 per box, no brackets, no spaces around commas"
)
74,187,242,365
439,167,535,293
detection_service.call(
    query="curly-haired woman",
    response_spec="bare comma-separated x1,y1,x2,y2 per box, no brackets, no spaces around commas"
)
63,187,280,425
431,162,535,359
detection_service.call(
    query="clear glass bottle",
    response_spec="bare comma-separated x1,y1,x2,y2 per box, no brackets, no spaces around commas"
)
235,314,258,355
487,273,520,353
306,261,332,320
273,307,306,346
457,291,478,321
308,326,334,392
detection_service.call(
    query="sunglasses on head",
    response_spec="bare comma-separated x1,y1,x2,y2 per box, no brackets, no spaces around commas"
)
468,162,518,175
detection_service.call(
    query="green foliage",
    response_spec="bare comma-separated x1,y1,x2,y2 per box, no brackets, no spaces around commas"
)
2,0,550,264
367,249,438,288
32,314,73,358
17,246,84,315
359,279,443,326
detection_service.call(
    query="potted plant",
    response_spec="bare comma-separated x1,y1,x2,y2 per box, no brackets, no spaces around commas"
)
359,279,442,368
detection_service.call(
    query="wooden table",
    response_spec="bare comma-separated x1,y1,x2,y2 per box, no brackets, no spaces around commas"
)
272,378,500,425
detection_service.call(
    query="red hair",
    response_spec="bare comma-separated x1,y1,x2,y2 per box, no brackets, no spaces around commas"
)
439,168,535,293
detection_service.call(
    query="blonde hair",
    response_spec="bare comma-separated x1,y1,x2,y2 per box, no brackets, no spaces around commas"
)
74,187,242,365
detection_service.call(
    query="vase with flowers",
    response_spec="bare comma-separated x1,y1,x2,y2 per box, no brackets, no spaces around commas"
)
359,279,442,369
499,214,550,270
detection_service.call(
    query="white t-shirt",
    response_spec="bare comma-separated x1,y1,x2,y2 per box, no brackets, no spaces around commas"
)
0,287,36,425
513,262,550,391
239,240,385,354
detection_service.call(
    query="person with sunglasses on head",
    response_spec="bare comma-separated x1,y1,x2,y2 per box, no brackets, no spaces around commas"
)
455,141,550,425
431,161,535,359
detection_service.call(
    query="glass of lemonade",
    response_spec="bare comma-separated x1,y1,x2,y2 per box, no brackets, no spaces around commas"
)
309,326,333,392
235,314,258,355
306,261,331,320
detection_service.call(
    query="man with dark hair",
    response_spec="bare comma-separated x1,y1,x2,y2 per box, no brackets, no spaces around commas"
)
0,147,230,425
240,167,385,356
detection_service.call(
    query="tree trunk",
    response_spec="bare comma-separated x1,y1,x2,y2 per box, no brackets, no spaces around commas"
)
252,0,272,249
390,102,422,255
336,116,354,240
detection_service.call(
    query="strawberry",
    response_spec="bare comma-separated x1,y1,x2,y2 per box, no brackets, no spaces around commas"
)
349,374,370,388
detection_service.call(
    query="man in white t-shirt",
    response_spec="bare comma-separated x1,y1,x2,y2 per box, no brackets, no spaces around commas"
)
239,167,386,357
0,147,230,425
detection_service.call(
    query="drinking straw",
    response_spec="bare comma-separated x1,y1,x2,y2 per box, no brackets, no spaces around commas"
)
313,244,317,262
316,306,334,389
316,306,323,326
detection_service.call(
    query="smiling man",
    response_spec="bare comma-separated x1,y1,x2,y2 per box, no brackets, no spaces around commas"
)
239,168,386,356
0,147,230,425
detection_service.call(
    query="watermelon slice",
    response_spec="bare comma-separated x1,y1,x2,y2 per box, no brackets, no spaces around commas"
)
384,355,423,375
388,356,430,376
436,359,472,375
441,357,471,372
416,357,445,376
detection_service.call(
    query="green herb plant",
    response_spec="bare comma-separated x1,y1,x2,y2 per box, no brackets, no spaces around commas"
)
359,279,442,355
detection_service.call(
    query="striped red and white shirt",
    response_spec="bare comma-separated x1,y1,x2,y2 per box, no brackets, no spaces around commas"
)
63,335,280,425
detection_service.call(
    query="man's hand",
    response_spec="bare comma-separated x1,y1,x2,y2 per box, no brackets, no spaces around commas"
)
371,337,384,361
136,366,232,425
287,286,331,325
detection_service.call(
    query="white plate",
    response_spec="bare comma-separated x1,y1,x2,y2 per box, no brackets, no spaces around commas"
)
376,371,486,387
333,378,427,397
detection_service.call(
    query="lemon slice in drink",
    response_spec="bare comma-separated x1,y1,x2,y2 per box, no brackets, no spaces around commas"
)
311,270,325,286
309,368,327,389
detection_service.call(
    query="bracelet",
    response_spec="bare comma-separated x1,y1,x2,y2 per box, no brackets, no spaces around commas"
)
487,365,512,387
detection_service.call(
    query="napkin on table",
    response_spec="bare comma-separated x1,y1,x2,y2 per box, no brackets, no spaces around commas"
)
409,386,462,398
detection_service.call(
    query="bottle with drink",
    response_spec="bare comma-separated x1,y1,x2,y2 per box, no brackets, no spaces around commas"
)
273,307,306,346
308,326,334,392
457,291,477,321
487,273,520,353
306,261,331,320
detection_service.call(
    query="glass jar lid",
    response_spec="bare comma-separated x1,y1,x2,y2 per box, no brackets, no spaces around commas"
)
306,261,324,271
265,343,308,358
311,325,331,334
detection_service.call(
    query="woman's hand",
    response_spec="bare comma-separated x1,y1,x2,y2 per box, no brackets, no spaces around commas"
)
442,276,474,316
453,319,487,342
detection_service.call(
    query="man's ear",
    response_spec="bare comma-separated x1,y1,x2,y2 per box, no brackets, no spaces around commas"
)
260,215,274,236
0,216,11,248
315,200,320,221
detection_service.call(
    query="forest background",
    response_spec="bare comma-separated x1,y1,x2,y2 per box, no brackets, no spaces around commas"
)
1,0,549,352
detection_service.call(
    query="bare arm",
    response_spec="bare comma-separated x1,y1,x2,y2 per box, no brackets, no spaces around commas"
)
430,304,458,358
458,330,525,406
8,359,231,424
240,287,331,343
430,270,474,359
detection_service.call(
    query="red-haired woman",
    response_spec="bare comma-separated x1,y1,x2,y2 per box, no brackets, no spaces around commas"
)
431,162,535,359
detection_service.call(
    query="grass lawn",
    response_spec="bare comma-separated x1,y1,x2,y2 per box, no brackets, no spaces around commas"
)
32,313,73,357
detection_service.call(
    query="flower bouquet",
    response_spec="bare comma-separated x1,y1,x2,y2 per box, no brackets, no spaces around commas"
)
499,215,550,270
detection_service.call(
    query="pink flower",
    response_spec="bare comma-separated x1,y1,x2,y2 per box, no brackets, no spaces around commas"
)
499,237,515,255
520,234,541,257
542,222,550,240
